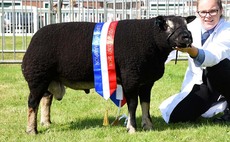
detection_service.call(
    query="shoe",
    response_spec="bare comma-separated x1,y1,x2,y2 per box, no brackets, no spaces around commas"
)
213,108,230,123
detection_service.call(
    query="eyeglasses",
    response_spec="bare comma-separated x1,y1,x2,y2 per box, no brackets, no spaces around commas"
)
197,9,219,17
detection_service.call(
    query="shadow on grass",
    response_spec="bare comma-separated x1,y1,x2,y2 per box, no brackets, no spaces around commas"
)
39,115,230,134
152,115,230,131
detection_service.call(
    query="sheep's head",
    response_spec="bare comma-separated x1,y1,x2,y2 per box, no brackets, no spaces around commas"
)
155,15,196,48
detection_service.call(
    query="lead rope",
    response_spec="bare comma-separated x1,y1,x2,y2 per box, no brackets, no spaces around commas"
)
175,50,178,64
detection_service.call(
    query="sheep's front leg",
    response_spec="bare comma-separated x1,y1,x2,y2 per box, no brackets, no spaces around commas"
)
139,84,153,131
126,93,138,134
40,92,53,126
141,102,153,131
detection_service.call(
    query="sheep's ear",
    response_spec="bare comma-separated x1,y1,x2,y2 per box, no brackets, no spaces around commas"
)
185,16,196,24
155,16,167,31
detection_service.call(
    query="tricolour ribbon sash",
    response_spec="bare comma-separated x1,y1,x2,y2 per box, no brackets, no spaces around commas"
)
92,21,126,107
110,85,126,107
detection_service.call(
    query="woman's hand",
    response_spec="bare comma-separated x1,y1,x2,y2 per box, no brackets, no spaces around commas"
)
174,45,199,58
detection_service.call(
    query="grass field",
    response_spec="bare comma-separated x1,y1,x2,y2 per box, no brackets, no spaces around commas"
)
0,61,230,142
0,36,32,61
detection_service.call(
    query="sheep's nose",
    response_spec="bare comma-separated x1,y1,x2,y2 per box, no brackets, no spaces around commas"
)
181,32,192,43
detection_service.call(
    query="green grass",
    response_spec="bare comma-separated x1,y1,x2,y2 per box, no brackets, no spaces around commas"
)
0,36,32,50
0,36,32,61
1,61,230,142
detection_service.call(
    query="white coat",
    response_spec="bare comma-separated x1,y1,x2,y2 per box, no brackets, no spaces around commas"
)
160,17,230,123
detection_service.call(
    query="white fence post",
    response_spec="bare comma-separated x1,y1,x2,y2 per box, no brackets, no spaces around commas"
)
104,0,107,22
57,0,62,23
33,7,38,33
0,13,2,33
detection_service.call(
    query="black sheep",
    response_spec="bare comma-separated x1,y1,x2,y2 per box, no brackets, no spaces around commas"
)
22,15,195,134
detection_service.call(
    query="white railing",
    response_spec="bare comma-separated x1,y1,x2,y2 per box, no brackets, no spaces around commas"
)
1,4,230,36
1,0,230,63
0,5,197,36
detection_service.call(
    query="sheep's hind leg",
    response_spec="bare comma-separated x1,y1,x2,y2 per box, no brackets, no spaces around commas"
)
40,92,53,127
26,81,52,134
141,102,153,131
26,93,41,134
27,107,39,134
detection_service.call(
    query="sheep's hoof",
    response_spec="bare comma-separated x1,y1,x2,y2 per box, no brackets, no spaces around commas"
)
142,118,153,131
127,127,136,134
142,123,153,131
26,128,38,135
41,121,51,127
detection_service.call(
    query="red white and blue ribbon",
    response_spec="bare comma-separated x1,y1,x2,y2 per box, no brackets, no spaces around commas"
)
92,21,126,107
110,85,126,107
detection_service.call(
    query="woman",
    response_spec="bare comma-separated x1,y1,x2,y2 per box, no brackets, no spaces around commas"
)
160,0,230,123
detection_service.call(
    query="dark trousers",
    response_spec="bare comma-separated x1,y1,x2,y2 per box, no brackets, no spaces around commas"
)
169,58,230,123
